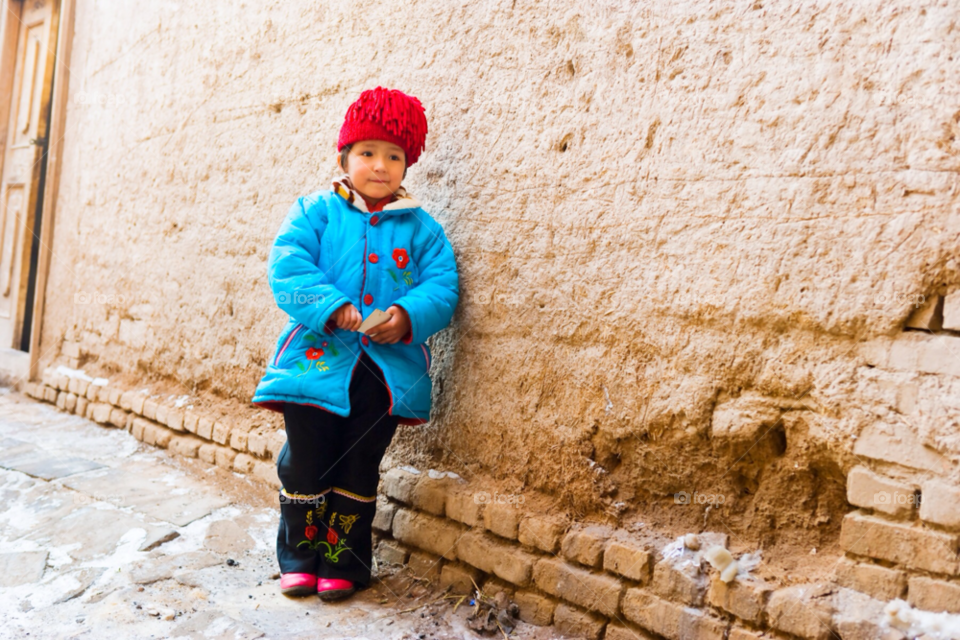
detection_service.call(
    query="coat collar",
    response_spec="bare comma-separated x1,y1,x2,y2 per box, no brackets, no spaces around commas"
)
331,175,421,215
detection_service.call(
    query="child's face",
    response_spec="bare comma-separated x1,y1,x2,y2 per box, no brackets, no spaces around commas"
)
339,140,406,201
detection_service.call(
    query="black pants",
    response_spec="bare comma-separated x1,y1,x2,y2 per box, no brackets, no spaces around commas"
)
276,351,400,589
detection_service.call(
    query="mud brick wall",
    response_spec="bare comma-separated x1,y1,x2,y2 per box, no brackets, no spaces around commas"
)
29,0,960,574
368,467,933,640
830,291,960,615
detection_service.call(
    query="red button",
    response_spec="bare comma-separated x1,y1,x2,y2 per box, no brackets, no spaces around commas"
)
370,215,380,226
361,335,370,346
364,294,373,305
369,253,378,263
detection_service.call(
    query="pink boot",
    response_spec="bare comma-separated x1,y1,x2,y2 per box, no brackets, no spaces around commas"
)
317,578,356,601
280,573,317,597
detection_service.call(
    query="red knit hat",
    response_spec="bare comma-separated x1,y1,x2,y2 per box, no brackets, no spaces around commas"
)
337,87,428,166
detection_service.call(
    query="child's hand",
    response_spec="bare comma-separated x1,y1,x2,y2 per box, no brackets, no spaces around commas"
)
330,303,362,332
366,305,411,344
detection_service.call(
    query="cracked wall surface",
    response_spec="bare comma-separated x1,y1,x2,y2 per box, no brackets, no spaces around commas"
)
39,0,960,556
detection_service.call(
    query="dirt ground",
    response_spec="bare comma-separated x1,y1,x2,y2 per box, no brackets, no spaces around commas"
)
0,388,565,640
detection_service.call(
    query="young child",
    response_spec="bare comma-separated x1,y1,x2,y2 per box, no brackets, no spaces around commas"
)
251,87,459,601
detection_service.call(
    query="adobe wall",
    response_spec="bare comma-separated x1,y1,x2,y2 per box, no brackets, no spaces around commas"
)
38,0,960,567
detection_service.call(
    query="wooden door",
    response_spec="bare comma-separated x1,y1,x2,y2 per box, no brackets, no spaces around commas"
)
0,0,59,351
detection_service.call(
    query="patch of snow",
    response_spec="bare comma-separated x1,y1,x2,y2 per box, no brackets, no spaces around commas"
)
885,599,960,639
78,528,148,573
54,365,96,382
46,544,81,569
661,536,685,560
0,499,42,533
426,469,460,480
737,550,762,575
33,572,85,607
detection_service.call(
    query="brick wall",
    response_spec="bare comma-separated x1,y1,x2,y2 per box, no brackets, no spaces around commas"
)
367,466,944,640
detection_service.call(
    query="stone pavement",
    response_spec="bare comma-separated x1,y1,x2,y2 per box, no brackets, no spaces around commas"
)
0,387,561,640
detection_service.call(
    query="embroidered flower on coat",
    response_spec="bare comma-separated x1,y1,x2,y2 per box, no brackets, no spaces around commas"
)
305,525,318,541
387,248,414,291
294,332,337,376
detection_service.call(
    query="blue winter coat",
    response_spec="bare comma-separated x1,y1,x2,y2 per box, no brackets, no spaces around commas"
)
251,177,459,425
